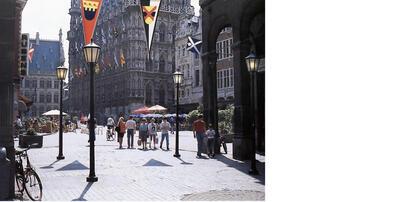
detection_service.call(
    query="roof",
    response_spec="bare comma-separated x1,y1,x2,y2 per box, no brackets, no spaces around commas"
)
29,39,62,75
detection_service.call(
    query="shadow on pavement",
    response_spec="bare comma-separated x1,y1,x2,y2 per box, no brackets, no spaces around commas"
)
214,154,265,185
176,157,193,165
56,160,89,171
40,159,61,169
72,182,93,201
143,159,172,166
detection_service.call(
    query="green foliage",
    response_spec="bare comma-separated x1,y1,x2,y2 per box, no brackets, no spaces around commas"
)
26,128,37,136
218,104,234,134
186,104,234,133
187,109,201,125
197,104,204,113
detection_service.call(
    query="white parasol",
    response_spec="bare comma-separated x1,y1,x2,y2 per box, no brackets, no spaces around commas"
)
42,110,68,116
148,105,167,112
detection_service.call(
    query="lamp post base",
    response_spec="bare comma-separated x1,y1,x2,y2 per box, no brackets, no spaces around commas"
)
86,176,98,182
173,153,181,158
56,155,65,160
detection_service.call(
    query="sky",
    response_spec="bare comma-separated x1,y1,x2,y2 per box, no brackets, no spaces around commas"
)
21,0,201,74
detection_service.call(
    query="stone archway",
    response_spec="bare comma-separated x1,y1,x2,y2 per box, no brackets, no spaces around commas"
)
201,0,265,160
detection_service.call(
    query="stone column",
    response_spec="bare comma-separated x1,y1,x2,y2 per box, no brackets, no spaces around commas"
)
202,52,218,128
231,36,253,161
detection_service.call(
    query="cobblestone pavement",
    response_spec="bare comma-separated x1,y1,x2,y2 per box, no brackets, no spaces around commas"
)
181,190,265,201
16,127,265,201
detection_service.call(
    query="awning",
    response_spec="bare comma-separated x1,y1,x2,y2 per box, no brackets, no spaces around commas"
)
18,95,33,107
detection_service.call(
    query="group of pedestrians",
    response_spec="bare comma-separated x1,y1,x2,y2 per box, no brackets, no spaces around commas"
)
108,115,172,150
106,114,227,158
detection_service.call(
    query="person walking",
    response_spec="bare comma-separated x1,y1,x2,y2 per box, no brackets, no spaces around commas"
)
219,129,228,154
125,116,136,149
148,118,158,150
106,116,115,135
116,116,126,149
167,117,174,134
159,117,171,150
139,119,148,150
193,114,206,158
205,124,216,158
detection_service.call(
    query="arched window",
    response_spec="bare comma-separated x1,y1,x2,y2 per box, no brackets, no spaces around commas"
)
159,85,165,106
159,23,166,42
159,55,165,72
145,83,152,105
146,59,152,72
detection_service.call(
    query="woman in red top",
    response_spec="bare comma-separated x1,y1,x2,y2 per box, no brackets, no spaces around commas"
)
117,117,126,149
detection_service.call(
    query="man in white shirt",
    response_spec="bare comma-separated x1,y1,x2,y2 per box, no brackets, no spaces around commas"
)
125,116,136,149
159,117,171,150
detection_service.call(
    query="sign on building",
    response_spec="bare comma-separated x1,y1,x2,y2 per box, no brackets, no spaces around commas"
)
20,33,29,76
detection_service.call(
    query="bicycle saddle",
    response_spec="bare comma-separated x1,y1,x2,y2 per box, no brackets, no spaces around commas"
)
15,147,28,155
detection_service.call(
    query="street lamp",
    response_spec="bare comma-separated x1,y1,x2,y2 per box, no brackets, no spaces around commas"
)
56,66,68,160
83,40,100,182
246,52,260,175
173,71,183,158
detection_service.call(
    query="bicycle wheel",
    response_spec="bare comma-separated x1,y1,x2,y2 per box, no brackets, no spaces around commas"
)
15,174,24,193
24,169,42,201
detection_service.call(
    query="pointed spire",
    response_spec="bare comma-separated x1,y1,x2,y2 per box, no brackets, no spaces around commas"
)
59,28,65,66
59,28,63,42
35,32,40,45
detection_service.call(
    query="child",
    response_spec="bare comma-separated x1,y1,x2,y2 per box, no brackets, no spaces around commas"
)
205,124,216,158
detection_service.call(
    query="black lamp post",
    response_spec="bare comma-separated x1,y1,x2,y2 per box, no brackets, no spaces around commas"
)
246,52,260,175
173,71,183,158
56,66,68,160
83,40,100,182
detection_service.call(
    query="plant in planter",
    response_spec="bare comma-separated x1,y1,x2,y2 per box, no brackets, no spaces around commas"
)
19,128,43,148
26,128,37,136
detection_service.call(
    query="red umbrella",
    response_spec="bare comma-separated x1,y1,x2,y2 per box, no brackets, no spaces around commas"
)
132,106,150,114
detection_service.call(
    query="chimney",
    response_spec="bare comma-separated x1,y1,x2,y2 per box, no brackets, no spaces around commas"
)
35,32,39,45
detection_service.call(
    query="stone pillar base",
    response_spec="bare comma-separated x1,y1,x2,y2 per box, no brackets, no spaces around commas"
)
233,135,252,161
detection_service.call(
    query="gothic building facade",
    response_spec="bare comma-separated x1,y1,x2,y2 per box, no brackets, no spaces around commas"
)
20,31,65,117
67,0,194,121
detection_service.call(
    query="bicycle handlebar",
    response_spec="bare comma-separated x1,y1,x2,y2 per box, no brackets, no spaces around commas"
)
15,143,39,155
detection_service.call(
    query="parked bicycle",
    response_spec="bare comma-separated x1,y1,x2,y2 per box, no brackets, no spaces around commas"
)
15,144,43,201
106,127,115,141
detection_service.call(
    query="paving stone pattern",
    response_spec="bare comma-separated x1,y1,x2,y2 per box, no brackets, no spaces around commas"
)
16,127,265,201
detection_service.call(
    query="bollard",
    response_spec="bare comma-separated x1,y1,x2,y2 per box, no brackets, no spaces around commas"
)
0,147,10,200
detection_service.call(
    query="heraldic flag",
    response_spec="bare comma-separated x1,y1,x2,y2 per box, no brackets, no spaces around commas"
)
187,36,202,55
81,0,103,45
140,0,162,55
